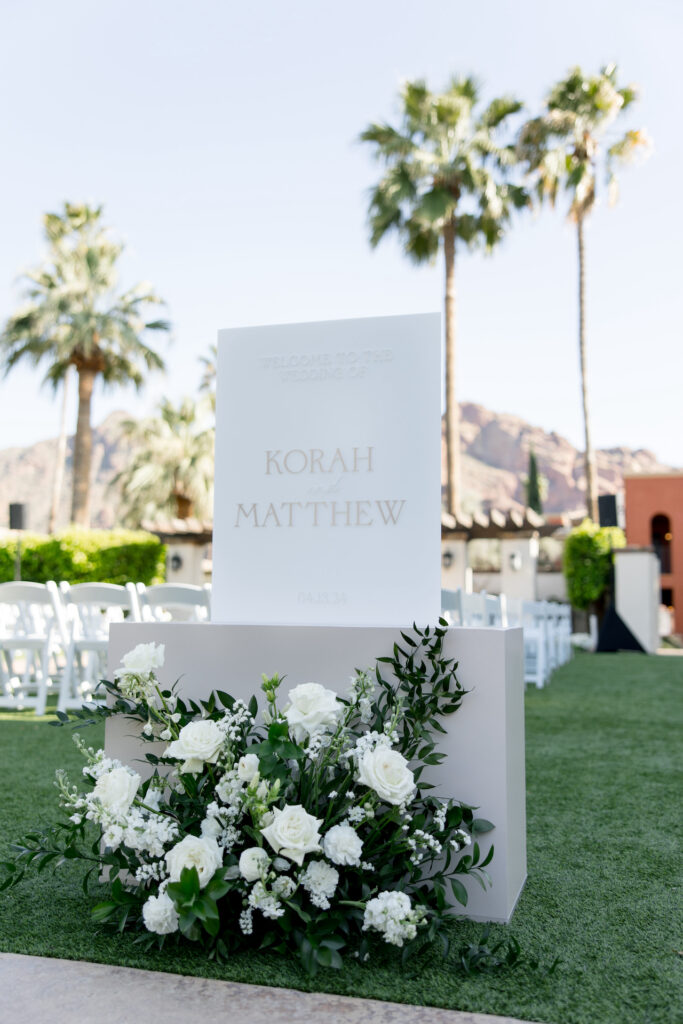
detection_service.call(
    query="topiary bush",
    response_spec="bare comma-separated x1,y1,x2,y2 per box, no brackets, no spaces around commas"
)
563,519,626,611
0,528,165,585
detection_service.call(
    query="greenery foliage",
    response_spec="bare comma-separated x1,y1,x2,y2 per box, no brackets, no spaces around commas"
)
0,528,165,585
524,449,543,514
562,519,625,610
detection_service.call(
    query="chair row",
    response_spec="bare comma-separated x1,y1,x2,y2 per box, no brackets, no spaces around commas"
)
441,588,573,688
0,581,211,716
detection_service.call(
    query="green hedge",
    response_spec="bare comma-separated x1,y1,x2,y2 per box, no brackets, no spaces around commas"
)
563,518,626,611
0,528,166,585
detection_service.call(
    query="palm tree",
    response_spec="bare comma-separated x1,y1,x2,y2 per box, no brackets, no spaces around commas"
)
1,203,170,526
113,396,215,526
360,78,526,517
199,342,218,411
517,65,649,521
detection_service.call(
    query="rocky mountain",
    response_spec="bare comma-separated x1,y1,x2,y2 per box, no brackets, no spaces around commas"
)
455,403,674,515
0,412,132,533
0,405,675,532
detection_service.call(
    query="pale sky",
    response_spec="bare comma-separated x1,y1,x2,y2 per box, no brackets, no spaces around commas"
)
0,0,680,465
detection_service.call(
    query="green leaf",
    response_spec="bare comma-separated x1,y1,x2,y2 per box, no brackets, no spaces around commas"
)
450,878,468,906
472,818,495,834
91,901,119,922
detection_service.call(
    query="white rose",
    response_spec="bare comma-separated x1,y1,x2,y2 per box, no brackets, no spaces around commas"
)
323,823,363,866
165,719,224,774
284,682,342,743
165,835,223,888
237,753,260,783
92,766,140,816
142,890,179,935
239,847,270,882
261,804,322,866
119,642,165,676
357,748,415,806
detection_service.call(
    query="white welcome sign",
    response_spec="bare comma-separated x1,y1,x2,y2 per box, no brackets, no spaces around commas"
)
211,314,441,626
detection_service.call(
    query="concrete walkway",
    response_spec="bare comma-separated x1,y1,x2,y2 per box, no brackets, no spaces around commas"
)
0,953,541,1024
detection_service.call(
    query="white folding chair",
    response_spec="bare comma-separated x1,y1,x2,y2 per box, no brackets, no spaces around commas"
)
137,583,211,623
547,603,566,673
441,587,463,626
521,600,548,688
504,597,522,627
0,581,68,715
58,582,140,711
461,591,487,627
484,594,503,627
557,605,573,665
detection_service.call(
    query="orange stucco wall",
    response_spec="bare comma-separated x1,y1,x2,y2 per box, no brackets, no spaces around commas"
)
624,474,683,633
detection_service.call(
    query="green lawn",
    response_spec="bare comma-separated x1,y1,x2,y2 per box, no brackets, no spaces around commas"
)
0,652,681,1023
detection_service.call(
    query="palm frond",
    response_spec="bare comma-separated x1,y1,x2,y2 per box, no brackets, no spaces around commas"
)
361,76,525,259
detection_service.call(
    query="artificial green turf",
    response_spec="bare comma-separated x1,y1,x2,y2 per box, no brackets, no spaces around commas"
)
0,652,681,1023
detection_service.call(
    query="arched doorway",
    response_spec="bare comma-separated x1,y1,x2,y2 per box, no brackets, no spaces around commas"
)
651,514,672,573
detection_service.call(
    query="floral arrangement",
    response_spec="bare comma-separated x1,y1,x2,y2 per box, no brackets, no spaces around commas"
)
2,623,494,974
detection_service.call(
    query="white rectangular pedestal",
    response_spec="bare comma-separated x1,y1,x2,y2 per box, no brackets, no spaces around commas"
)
614,548,660,653
107,623,526,923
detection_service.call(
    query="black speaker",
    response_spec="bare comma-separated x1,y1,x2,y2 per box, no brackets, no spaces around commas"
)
598,494,624,529
9,503,26,530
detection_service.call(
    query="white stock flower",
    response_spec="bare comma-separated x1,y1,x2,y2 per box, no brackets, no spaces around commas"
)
239,847,270,882
363,890,423,947
261,804,322,866
284,682,342,743
165,835,223,888
92,766,140,817
142,890,179,935
118,643,165,676
237,753,260,783
357,747,415,806
322,823,363,866
165,719,224,774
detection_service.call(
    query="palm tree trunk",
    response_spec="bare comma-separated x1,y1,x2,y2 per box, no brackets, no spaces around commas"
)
577,218,598,521
443,215,461,519
48,368,71,534
70,367,96,526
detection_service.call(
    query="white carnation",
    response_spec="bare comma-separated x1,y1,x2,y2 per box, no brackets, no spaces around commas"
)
284,682,342,744
322,823,363,866
200,816,222,839
261,804,322,866
142,890,179,935
165,834,223,888
300,859,339,909
118,643,165,676
357,747,414,806
165,719,224,774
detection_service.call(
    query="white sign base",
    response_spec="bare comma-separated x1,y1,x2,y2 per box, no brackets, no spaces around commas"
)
107,623,526,923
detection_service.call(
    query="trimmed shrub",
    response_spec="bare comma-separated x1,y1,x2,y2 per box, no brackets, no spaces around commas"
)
0,528,165,585
563,518,626,611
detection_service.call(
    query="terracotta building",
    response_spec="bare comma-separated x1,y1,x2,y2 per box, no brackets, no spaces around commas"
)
624,472,683,634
